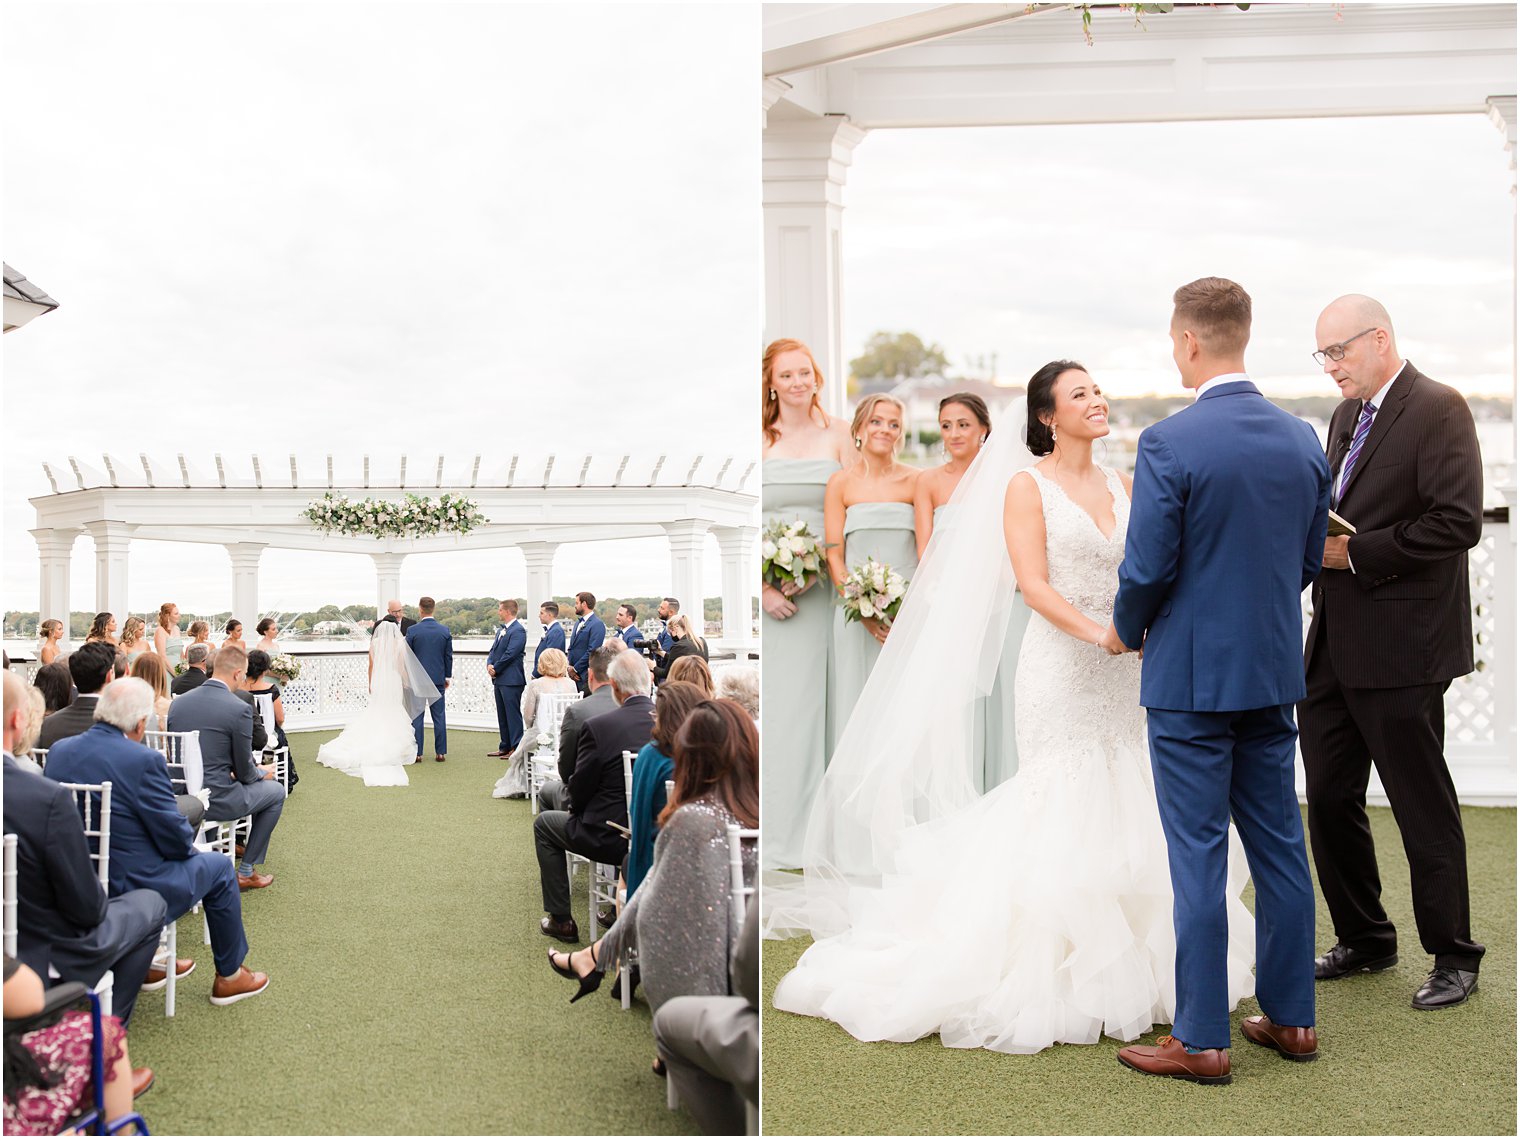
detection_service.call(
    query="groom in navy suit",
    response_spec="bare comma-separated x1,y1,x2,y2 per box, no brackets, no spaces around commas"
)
1105,278,1330,1082
486,598,527,757
406,596,453,762
566,591,606,694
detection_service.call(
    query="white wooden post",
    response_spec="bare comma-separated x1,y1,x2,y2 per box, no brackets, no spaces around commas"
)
225,543,265,628
31,528,76,649
712,524,757,650
663,521,709,640
372,551,407,617
84,521,131,623
520,541,558,659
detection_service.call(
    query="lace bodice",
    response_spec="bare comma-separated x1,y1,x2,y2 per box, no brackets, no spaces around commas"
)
1022,466,1129,622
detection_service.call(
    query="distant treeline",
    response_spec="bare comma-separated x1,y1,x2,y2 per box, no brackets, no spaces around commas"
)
5,594,756,640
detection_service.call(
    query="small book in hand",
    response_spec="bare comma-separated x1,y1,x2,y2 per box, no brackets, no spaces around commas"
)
1327,509,1356,538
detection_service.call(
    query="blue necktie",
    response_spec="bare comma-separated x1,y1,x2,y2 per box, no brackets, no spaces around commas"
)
1336,401,1377,504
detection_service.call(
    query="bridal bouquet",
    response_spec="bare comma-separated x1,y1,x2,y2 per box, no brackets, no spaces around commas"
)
267,654,302,685
840,558,907,627
761,519,827,590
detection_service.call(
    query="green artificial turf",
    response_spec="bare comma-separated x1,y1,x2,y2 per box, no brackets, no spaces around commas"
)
124,728,696,1136
761,806,1516,1136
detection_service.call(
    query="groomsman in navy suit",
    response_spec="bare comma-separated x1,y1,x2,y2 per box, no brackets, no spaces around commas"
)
487,599,528,757
566,591,606,694
614,603,643,650
406,597,453,762
656,597,678,654
532,601,566,679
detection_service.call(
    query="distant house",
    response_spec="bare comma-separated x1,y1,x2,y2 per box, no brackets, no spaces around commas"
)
3,264,59,333
313,620,351,636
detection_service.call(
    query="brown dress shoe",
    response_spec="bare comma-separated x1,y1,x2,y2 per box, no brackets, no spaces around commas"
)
435,754,446,762
1117,1035,1231,1085
237,870,274,890
131,1067,155,1099
540,915,580,943
142,957,196,989
209,965,270,1005
1241,1015,1318,1061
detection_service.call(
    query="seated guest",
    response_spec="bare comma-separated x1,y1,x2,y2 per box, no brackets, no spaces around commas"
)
129,652,172,728
1,671,166,1029
492,647,576,800
626,681,706,901
548,699,759,1064
36,642,117,751
717,666,759,722
244,649,297,790
554,643,622,785
167,646,286,890
4,955,151,1134
45,679,270,1007
653,897,759,1136
666,655,714,697
652,614,707,684
170,643,212,695
84,612,117,645
37,618,65,665
534,649,654,942
10,689,47,775
32,662,73,717
117,617,148,667
112,651,128,681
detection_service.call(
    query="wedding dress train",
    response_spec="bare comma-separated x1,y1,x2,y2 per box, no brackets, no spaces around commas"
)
770,445,1256,1054
316,622,439,787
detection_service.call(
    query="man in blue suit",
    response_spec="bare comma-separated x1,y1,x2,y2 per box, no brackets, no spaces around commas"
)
406,596,453,761
566,591,607,695
486,598,528,757
656,597,678,654
532,601,567,679
1105,278,1330,1083
613,603,643,650
46,678,270,1006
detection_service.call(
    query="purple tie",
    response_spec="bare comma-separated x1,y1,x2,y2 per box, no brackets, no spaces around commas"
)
1336,401,1377,503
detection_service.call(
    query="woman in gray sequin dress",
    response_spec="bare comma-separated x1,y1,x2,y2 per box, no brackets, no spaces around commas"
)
548,700,759,1030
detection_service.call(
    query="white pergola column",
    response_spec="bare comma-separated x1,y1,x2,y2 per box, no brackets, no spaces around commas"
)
371,551,407,616
1487,94,1517,769
712,524,757,650
663,521,709,638
31,528,77,647
763,116,868,422
225,543,266,626
84,521,132,622
520,541,558,652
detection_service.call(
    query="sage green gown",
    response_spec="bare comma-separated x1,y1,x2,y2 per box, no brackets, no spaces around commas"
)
933,503,1028,792
760,459,838,871
831,501,918,752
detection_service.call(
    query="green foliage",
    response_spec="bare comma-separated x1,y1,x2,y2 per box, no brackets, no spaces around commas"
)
849,331,951,385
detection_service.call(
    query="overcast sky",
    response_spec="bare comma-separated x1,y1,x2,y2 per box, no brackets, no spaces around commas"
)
843,113,1515,401
3,2,760,619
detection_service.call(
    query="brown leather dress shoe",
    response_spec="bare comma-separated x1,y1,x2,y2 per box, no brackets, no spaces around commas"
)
131,1067,155,1099
209,965,270,1005
237,870,274,891
487,750,507,758
142,957,196,990
1241,1015,1318,1061
1117,1035,1231,1085
435,754,446,762
540,915,580,943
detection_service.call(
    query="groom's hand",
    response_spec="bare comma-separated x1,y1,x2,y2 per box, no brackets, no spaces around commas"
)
1322,535,1351,570
1098,624,1133,656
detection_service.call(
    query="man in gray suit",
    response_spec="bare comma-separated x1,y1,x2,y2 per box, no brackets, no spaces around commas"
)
167,645,286,890
654,897,758,1135
550,642,622,789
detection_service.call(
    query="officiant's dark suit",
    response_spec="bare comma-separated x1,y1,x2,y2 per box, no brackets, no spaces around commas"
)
533,684,654,935
372,613,416,636
1300,354,1486,990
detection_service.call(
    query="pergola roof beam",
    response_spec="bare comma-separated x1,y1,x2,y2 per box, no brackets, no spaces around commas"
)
613,454,630,487
648,454,668,486
685,455,703,485
736,460,757,491
577,455,593,486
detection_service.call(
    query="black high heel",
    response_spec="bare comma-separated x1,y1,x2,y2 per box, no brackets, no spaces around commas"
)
569,944,604,1003
547,949,578,981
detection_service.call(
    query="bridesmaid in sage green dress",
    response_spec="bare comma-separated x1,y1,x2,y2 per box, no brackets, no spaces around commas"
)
914,393,1028,793
153,602,183,665
761,339,855,871
825,394,920,751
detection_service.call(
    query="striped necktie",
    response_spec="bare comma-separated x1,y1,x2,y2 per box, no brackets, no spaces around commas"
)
1336,401,1377,504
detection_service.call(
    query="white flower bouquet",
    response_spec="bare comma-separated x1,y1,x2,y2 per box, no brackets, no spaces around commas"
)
267,654,302,685
840,557,908,627
761,519,827,591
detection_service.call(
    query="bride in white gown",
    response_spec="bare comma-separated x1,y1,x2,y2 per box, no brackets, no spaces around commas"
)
316,621,440,787
768,362,1254,1054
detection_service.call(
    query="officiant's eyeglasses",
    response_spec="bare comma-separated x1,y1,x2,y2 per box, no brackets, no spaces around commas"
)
1311,328,1375,366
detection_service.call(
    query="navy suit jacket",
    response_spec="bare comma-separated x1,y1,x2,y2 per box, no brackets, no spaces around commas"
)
566,613,606,677
533,622,567,678
45,724,220,919
657,622,673,654
1114,379,1329,712
406,617,453,686
487,620,527,688
166,678,262,818
616,624,642,650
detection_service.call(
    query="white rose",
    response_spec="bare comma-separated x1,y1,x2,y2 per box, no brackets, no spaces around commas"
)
777,547,794,567
761,539,778,560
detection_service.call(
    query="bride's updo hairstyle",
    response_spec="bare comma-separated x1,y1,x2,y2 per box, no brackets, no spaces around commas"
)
937,393,992,441
1025,360,1088,456
762,338,827,445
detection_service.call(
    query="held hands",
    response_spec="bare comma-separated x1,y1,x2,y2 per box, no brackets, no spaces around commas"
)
762,583,798,621
1322,535,1351,570
1098,623,1136,657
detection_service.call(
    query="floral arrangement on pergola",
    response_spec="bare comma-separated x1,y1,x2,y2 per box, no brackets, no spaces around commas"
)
303,491,486,539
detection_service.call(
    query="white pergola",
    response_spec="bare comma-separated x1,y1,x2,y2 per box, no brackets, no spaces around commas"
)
761,2,1517,803
29,452,758,652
